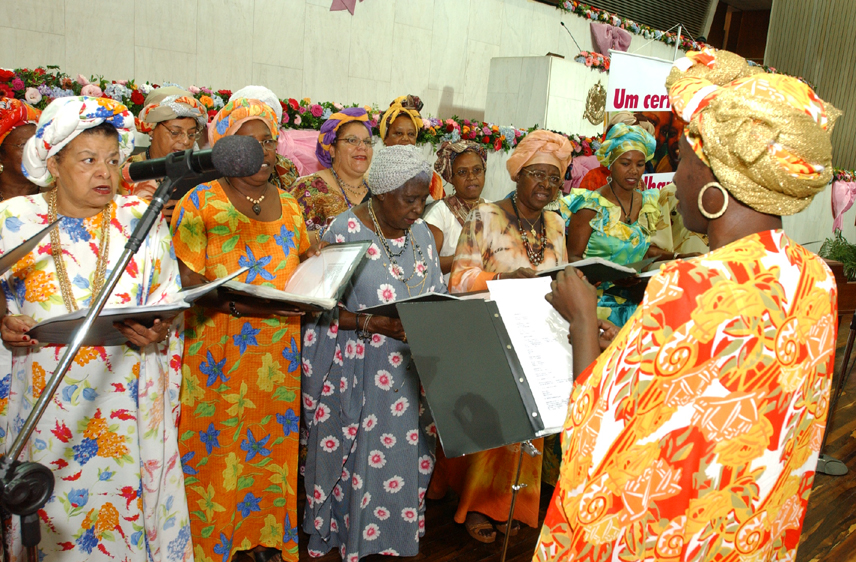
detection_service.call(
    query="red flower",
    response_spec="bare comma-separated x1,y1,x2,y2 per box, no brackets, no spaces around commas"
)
52,420,72,443
130,90,145,105
445,123,454,133
0,84,13,97
279,100,288,110
583,146,593,156
217,89,232,97
288,98,299,111
482,136,491,144
34,68,45,76
494,139,502,151
208,109,217,118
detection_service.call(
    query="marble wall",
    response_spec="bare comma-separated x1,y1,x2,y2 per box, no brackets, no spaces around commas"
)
0,0,678,122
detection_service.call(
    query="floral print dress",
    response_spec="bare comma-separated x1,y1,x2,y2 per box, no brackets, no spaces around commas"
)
171,180,308,562
535,230,836,562
560,188,661,327
0,194,190,562
301,209,442,561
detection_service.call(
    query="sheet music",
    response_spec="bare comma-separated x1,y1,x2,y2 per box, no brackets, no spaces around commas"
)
284,243,368,299
487,277,574,435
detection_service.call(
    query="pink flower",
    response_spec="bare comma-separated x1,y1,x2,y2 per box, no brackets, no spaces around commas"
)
298,105,307,114
370,118,378,128
282,113,289,124
310,104,324,117
333,102,344,110
481,126,490,136
10,78,24,91
200,87,212,94
76,74,90,86
294,115,302,126
81,84,103,97
117,79,128,86
24,87,41,104
188,85,200,94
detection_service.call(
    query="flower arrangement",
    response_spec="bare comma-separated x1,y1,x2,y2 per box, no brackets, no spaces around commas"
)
559,1,707,52
574,51,610,72
834,169,856,183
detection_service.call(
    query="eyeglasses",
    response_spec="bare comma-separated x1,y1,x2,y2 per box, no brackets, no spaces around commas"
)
337,136,373,149
160,125,200,143
389,131,417,139
260,139,278,152
521,168,563,187
454,166,485,178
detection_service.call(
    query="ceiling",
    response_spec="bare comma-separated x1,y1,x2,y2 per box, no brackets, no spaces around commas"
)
582,0,710,37
720,0,774,10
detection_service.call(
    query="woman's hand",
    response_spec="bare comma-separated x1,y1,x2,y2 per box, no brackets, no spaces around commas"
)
498,267,537,280
229,297,305,318
1,315,38,347
114,317,173,347
368,316,406,341
597,319,619,350
299,241,328,262
546,267,598,329
162,200,178,225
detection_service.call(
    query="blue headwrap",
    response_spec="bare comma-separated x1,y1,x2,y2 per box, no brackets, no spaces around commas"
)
596,123,656,169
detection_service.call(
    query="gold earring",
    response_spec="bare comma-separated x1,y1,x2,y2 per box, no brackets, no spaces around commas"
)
0,163,4,174
698,181,729,219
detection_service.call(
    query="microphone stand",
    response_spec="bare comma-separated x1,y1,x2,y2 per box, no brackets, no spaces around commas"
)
0,151,201,562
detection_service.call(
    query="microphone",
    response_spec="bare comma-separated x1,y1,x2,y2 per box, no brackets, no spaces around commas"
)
123,135,265,184
560,22,583,52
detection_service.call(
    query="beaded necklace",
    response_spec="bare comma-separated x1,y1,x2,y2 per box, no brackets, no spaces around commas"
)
368,199,427,292
511,193,547,266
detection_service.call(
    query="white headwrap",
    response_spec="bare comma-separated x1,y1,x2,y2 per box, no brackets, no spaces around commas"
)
230,85,282,124
22,96,136,187
368,144,433,194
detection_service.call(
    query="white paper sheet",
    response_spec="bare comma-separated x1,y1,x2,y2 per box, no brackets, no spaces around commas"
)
284,242,368,299
487,277,574,435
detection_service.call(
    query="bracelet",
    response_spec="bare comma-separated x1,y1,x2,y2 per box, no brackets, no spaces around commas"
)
357,313,373,341
495,272,502,280
673,252,679,260
228,301,242,317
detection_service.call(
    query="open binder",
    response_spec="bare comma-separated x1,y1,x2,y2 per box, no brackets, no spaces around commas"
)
536,256,658,284
397,278,574,457
0,220,59,277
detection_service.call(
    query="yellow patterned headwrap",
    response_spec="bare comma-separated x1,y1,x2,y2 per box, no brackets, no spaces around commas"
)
379,95,424,140
208,98,278,147
666,48,841,215
596,123,656,169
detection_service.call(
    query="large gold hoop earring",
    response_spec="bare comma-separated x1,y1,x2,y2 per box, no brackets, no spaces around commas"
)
698,182,729,220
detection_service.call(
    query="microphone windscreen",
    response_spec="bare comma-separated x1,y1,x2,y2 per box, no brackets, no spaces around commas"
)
211,135,265,177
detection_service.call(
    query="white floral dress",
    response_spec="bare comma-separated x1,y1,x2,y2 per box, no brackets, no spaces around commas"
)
0,194,191,562
301,209,442,561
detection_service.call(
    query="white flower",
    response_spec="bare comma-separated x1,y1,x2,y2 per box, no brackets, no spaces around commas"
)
343,423,358,440
361,492,372,508
406,430,419,445
347,218,361,233
363,523,380,541
401,508,418,523
344,339,357,359
304,329,317,347
383,475,404,494
314,516,324,530
331,519,339,532
321,381,334,396
418,487,427,504
303,393,317,411
344,514,350,530
332,484,343,501
366,243,381,260
333,345,343,366
370,334,386,347
377,283,396,303
335,234,346,243
362,414,377,431
352,474,363,490
388,352,403,368
320,435,340,452
389,264,405,279
374,370,393,391
313,485,326,503
427,245,433,259
380,433,397,448
391,396,410,417
355,341,365,359
368,450,387,469
341,467,350,480
418,455,434,474
374,506,390,520
380,550,400,556
340,376,349,393
415,261,427,277
309,550,326,558
391,236,405,247
314,403,331,424
346,553,357,562
302,358,313,377
327,322,339,338
425,422,437,436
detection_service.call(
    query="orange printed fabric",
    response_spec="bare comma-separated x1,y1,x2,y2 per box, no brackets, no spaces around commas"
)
171,180,309,562
534,229,836,562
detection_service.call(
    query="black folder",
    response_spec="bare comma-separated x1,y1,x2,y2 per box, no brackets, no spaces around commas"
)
398,300,549,457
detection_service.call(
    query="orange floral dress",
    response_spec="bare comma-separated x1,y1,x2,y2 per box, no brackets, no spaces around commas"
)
171,181,308,562
534,230,837,562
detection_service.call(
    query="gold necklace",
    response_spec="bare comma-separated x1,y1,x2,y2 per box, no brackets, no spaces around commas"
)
224,177,267,215
47,190,111,313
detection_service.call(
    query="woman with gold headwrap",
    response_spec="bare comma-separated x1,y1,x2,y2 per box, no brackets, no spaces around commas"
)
171,98,312,562
1,96,190,561
379,95,445,200
534,49,839,562
0,97,41,202
288,107,373,244
561,123,674,327
431,131,569,544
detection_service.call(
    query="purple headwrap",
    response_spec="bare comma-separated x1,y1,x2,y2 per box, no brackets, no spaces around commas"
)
315,107,372,168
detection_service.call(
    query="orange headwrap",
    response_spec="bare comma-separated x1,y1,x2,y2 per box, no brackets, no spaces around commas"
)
0,97,41,147
208,98,278,147
506,130,573,182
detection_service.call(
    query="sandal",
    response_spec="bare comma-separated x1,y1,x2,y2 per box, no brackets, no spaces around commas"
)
254,548,282,562
495,519,520,536
465,512,497,544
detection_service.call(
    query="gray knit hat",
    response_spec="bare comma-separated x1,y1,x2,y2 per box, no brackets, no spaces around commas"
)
368,144,433,194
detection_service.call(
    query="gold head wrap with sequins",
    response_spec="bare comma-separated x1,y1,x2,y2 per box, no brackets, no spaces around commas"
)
666,48,841,215
379,95,424,140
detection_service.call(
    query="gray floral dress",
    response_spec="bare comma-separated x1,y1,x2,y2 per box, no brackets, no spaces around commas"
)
301,209,442,561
